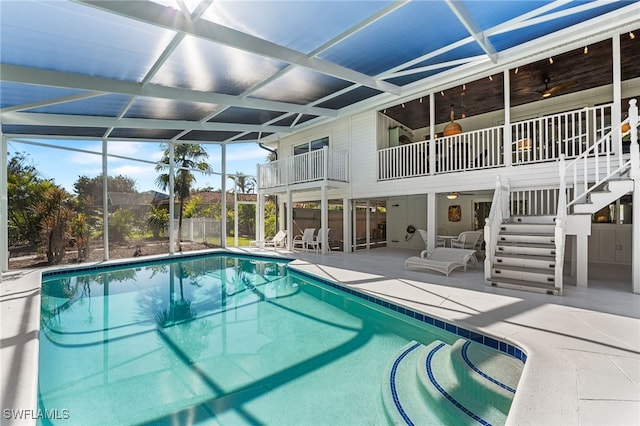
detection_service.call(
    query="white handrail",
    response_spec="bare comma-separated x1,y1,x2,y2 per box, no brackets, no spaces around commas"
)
554,156,567,294
484,175,509,282
564,100,636,210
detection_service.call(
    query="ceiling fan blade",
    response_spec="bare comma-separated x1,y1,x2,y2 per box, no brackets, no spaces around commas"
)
543,81,578,97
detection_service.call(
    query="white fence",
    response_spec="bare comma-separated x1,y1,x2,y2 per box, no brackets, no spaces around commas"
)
169,218,221,243
378,104,613,180
257,147,348,189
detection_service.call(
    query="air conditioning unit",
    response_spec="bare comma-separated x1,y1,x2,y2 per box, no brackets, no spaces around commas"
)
389,127,413,147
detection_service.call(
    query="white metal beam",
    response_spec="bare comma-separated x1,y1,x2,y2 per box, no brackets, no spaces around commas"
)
445,0,498,64
1,111,293,134
0,64,337,118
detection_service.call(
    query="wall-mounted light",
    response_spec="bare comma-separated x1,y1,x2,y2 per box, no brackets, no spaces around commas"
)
488,75,493,81
440,91,445,96
549,57,554,64
630,31,636,40
446,192,459,200
514,67,519,74
584,46,588,54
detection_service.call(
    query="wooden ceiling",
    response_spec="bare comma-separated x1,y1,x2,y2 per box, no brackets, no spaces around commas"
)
383,32,640,130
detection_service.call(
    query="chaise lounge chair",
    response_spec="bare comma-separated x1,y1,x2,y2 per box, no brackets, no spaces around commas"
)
404,247,477,276
250,230,287,249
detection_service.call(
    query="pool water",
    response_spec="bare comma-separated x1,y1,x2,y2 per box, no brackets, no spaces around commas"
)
38,254,519,425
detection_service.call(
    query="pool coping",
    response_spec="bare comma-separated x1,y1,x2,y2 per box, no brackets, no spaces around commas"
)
2,248,639,425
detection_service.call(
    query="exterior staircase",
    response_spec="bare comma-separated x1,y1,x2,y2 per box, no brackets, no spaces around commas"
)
487,215,559,295
571,178,633,214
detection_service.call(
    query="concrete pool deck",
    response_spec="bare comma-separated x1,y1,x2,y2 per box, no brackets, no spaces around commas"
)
1,247,639,425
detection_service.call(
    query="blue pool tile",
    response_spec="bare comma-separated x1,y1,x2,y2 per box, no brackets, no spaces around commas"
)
434,319,445,329
470,332,484,344
445,323,457,334
485,337,499,349
458,328,470,339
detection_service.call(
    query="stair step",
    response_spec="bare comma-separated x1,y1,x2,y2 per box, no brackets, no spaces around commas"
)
572,180,633,214
493,253,555,269
416,341,513,426
500,223,555,234
450,339,522,416
497,233,555,245
495,243,555,257
491,265,555,283
486,277,561,295
382,341,445,425
509,215,555,224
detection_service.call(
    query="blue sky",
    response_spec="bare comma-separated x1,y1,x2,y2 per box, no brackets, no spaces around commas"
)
7,139,272,194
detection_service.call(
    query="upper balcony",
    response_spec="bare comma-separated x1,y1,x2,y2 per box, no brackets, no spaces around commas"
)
257,146,348,191
378,104,615,180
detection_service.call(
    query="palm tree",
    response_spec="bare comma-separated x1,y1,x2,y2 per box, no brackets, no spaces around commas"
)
229,172,256,194
155,143,212,251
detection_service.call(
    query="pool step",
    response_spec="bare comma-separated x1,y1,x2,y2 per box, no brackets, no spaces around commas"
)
383,339,523,425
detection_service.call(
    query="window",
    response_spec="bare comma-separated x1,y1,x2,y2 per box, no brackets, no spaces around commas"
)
294,136,329,156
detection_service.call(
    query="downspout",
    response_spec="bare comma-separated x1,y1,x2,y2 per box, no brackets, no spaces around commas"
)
258,138,279,233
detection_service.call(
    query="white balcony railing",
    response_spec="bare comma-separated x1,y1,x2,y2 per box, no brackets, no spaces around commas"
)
377,104,613,180
257,147,348,190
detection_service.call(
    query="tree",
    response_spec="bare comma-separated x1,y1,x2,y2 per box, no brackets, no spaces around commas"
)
146,205,169,238
73,174,137,205
155,144,212,250
229,172,256,194
7,152,53,246
35,186,74,264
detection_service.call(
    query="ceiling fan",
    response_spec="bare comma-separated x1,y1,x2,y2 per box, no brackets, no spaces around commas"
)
538,74,577,98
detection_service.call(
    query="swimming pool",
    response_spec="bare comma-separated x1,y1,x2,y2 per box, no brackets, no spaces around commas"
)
38,253,524,425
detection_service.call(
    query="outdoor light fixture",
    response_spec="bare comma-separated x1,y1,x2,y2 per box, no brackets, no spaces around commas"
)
584,46,588,54
514,67,519,74
630,31,636,40
446,192,459,200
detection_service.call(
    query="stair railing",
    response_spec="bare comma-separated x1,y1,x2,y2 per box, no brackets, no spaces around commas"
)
484,176,510,282
564,99,637,210
554,155,568,294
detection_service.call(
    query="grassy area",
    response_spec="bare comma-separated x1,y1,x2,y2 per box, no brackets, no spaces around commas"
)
227,236,253,246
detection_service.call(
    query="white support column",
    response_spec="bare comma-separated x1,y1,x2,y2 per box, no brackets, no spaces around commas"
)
352,200,357,251
343,198,351,253
575,233,588,288
102,138,109,260
257,192,265,243
320,184,328,254
628,99,639,293
234,181,238,247
429,93,436,174
365,200,371,250
220,144,226,248
0,136,8,273
503,69,512,167
286,190,293,251
169,142,175,253
427,192,436,252
279,198,286,232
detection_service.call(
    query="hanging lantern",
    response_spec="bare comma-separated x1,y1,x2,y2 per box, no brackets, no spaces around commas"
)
443,107,462,136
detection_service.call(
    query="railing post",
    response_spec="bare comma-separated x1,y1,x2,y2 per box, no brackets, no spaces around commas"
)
629,99,639,180
323,146,329,182
628,99,640,294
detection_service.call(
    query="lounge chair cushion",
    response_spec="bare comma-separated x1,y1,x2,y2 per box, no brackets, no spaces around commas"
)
404,247,477,276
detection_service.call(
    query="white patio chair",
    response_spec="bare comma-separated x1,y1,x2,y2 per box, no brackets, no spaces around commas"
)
450,230,483,262
292,228,315,251
450,231,482,249
417,229,445,249
309,228,331,253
